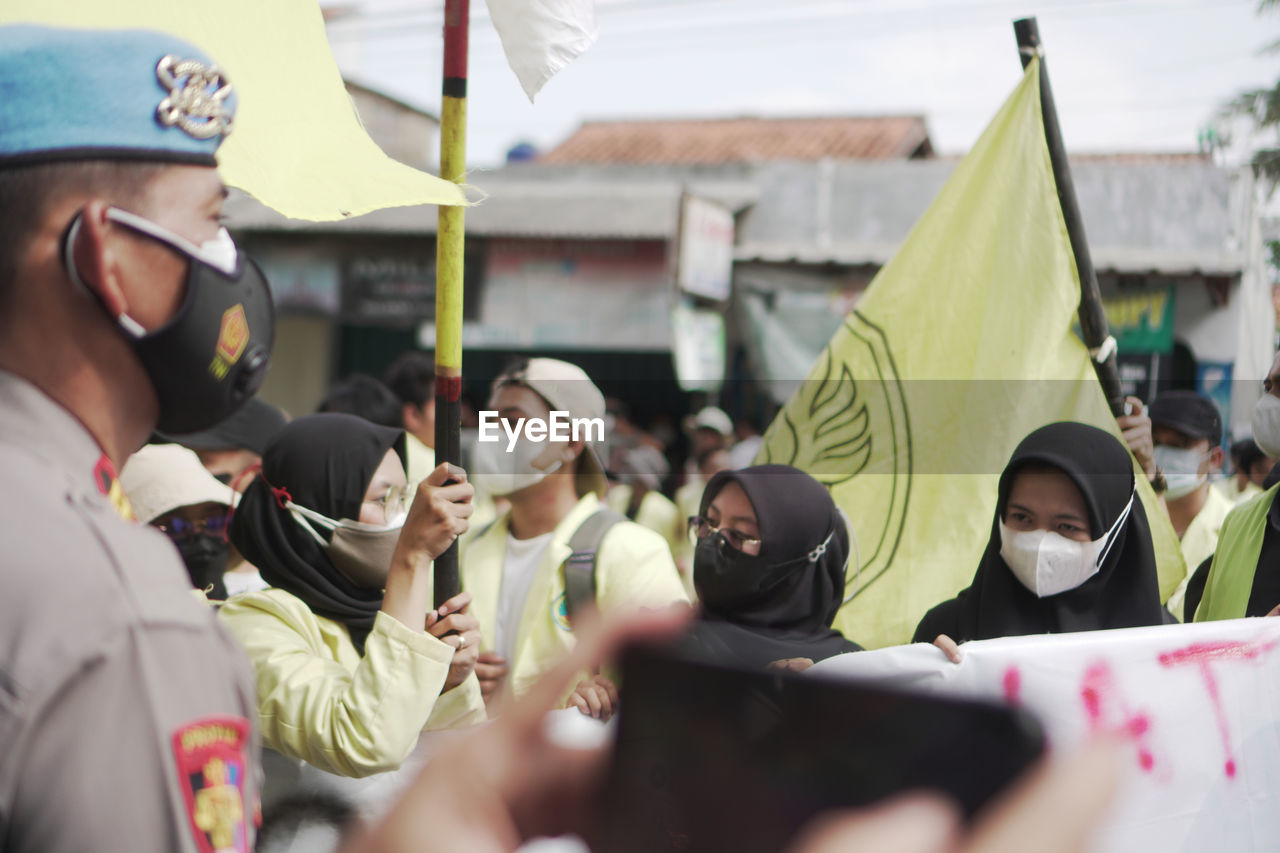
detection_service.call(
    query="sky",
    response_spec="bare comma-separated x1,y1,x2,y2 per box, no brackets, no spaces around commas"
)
321,0,1279,168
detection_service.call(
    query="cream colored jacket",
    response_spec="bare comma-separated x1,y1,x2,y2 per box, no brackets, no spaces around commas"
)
219,588,485,778
462,493,689,701
606,485,685,558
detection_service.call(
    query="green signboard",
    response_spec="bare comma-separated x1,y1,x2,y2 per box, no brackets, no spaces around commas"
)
1102,284,1176,354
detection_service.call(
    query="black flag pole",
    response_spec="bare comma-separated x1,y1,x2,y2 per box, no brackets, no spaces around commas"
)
1014,17,1125,417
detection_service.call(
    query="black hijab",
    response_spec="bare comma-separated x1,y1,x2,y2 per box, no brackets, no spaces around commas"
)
684,464,862,668
913,422,1169,644
230,413,405,653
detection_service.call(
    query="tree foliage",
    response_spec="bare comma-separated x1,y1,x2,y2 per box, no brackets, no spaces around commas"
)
1223,1,1280,190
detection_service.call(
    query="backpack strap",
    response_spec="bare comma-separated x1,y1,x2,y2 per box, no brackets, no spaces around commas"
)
562,508,627,624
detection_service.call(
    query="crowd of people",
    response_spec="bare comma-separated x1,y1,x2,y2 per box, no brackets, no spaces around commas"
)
4,20,1280,853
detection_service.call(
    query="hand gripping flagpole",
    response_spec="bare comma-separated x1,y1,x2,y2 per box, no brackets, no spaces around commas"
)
1014,17,1125,417
434,0,468,608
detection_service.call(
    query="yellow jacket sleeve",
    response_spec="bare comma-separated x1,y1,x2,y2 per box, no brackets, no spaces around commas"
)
219,589,467,778
596,522,689,613
425,672,487,731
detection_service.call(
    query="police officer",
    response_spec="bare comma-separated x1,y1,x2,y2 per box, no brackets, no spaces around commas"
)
0,25,275,852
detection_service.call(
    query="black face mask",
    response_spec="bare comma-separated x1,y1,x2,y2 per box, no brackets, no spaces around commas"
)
177,533,230,599
694,525,840,612
63,206,275,434
694,534,791,611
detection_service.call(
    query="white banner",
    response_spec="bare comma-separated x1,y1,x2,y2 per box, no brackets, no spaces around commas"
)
812,618,1280,853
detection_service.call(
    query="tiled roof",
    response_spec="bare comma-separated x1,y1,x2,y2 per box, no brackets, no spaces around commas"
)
540,116,933,165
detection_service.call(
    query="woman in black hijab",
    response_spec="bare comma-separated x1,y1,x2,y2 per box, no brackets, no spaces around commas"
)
231,413,404,649
913,422,1171,647
219,413,485,782
685,463,862,669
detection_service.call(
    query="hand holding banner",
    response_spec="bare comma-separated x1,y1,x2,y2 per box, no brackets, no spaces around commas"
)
814,619,1280,852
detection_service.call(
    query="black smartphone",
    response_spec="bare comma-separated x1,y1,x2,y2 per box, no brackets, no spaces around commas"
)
595,643,1045,853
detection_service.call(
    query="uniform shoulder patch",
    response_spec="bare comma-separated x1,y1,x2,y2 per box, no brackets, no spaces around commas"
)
171,715,252,853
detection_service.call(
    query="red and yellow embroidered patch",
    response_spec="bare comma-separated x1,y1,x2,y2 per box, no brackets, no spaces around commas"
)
93,454,135,521
209,303,249,380
171,716,252,853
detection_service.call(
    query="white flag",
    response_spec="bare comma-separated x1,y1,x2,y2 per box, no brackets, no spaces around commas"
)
486,0,597,101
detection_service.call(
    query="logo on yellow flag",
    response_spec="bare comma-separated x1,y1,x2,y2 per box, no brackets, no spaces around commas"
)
757,58,1185,649
761,312,912,600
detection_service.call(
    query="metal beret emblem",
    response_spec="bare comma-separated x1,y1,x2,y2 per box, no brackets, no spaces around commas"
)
155,55,234,140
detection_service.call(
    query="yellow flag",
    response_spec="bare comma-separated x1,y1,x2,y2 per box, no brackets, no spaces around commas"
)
1,0,467,220
757,59,1185,649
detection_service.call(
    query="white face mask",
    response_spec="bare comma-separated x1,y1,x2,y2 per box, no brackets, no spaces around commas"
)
998,494,1133,598
470,437,563,497
288,501,408,590
1252,394,1280,460
1153,444,1207,500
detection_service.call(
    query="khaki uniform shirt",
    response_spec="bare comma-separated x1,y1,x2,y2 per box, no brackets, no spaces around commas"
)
0,371,260,853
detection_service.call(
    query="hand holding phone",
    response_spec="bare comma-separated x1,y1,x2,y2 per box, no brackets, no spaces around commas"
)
597,643,1045,853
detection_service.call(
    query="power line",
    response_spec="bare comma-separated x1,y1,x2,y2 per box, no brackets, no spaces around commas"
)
324,0,1253,44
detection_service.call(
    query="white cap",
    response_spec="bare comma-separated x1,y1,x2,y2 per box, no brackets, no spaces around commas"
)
686,406,733,437
496,358,608,497
119,443,236,524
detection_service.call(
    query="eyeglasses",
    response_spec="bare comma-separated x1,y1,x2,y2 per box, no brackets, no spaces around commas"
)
364,486,410,522
688,515,762,556
155,515,229,542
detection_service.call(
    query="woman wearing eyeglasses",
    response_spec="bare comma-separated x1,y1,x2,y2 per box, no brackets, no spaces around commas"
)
218,413,485,802
682,463,863,671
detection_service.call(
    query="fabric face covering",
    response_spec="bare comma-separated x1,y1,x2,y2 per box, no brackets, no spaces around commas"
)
998,493,1134,598
177,533,230,596
1153,445,1206,500
63,206,275,434
470,437,562,496
288,501,407,590
1252,395,1280,460
694,525,835,611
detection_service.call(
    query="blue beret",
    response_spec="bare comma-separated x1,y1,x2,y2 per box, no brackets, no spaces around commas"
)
0,24,236,167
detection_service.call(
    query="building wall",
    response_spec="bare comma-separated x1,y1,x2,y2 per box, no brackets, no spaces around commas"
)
345,84,438,172
257,315,335,419
445,238,674,351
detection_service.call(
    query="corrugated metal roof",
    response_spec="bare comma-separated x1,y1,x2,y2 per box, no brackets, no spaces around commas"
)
733,160,1251,275
225,173,758,239
1069,151,1213,165
540,116,933,165
227,159,1252,275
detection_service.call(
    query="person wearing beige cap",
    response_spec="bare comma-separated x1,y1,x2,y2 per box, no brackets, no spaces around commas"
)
675,406,736,547
120,443,268,599
606,444,685,564
464,357,688,716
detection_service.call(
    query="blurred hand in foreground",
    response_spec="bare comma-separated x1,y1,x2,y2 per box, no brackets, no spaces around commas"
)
347,605,1119,853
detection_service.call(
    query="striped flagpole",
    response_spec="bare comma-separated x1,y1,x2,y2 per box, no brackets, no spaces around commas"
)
433,0,468,607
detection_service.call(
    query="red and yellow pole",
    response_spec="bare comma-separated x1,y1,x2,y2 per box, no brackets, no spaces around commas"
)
433,0,468,607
